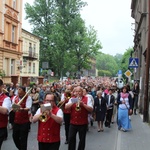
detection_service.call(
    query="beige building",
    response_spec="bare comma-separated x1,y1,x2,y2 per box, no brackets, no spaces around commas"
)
21,29,41,86
0,0,23,84
131,0,150,122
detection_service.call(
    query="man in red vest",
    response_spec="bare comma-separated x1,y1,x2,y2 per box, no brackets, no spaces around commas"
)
0,79,11,149
32,92,63,150
12,86,32,150
65,86,93,150
60,84,73,144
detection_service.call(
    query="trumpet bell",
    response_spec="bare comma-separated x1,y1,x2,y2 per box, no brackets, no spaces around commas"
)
75,106,81,111
39,112,47,122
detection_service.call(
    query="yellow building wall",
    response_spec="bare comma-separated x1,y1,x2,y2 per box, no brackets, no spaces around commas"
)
0,0,23,84
21,29,40,79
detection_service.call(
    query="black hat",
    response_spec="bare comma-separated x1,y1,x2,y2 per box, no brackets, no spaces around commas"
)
19,86,26,92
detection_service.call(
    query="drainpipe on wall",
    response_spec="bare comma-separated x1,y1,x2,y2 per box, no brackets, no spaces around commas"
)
143,1,150,122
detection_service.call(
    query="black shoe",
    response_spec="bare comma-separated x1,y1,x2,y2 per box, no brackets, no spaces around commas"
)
65,141,68,144
90,121,93,126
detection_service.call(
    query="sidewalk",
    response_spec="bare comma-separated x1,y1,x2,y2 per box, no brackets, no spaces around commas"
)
116,114,150,150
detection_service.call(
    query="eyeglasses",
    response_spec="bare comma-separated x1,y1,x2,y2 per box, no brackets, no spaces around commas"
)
44,100,54,102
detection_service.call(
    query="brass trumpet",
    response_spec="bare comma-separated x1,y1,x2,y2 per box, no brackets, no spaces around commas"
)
39,103,51,122
39,112,48,122
75,97,81,111
12,88,32,111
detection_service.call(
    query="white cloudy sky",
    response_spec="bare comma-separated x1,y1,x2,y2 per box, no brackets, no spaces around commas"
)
22,0,134,56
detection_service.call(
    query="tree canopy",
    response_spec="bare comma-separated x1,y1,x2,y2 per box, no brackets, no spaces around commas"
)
24,0,102,77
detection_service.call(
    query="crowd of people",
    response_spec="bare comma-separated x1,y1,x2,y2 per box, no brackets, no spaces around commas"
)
0,76,140,150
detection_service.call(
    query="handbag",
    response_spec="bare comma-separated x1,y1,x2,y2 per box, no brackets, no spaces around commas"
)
124,103,133,116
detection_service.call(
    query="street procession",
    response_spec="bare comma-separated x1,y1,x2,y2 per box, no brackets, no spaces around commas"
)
0,76,139,150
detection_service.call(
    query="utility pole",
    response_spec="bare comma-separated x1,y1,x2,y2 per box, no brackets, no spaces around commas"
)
143,0,150,122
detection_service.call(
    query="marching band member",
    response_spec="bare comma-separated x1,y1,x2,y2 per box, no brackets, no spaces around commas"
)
12,86,32,150
65,86,93,150
32,92,63,150
0,79,11,149
62,85,73,144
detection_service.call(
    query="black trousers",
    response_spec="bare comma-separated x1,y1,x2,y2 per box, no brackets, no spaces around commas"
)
106,109,113,126
12,122,30,150
0,127,7,150
68,124,87,150
64,113,70,141
38,141,60,150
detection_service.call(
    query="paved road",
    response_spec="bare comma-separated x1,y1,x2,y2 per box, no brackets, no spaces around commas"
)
2,114,150,150
2,120,118,150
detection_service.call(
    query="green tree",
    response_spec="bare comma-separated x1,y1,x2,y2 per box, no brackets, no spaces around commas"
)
120,47,133,77
96,53,119,76
24,0,101,77
114,53,123,69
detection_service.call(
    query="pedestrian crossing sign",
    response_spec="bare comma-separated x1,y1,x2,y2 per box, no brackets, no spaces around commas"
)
129,58,138,68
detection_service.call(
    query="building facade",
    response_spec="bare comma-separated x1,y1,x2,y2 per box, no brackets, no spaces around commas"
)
131,0,150,122
21,29,41,86
0,0,23,84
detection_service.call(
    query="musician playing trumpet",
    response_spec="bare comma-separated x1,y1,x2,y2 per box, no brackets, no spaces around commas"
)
32,92,63,150
0,79,11,149
65,86,93,150
59,85,73,144
11,86,32,150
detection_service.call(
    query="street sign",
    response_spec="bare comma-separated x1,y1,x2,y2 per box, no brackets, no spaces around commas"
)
48,69,52,75
66,72,70,77
118,70,122,78
42,62,49,69
128,58,138,68
118,70,122,74
124,70,132,77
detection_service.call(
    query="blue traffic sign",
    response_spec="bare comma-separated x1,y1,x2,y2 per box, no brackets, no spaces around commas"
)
118,70,122,74
129,58,138,68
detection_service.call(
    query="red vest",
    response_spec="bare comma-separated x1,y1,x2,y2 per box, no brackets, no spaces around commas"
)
70,96,88,125
14,95,29,124
0,94,8,128
37,106,61,143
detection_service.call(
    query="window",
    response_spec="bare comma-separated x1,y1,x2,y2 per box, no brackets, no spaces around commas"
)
29,43,32,51
28,62,31,73
29,43,32,56
13,0,16,9
5,58,9,76
12,25,15,43
33,63,35,73
11,59,15,74
34,44,36,52
5,22,10,41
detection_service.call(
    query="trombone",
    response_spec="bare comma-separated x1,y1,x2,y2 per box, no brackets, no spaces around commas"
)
12,88,32,111
2,88,9,93
57,90,71,108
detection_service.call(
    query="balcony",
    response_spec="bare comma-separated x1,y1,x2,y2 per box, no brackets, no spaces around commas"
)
23,50,38,60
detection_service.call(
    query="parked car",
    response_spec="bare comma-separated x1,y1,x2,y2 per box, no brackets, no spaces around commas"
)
59,77,68,81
